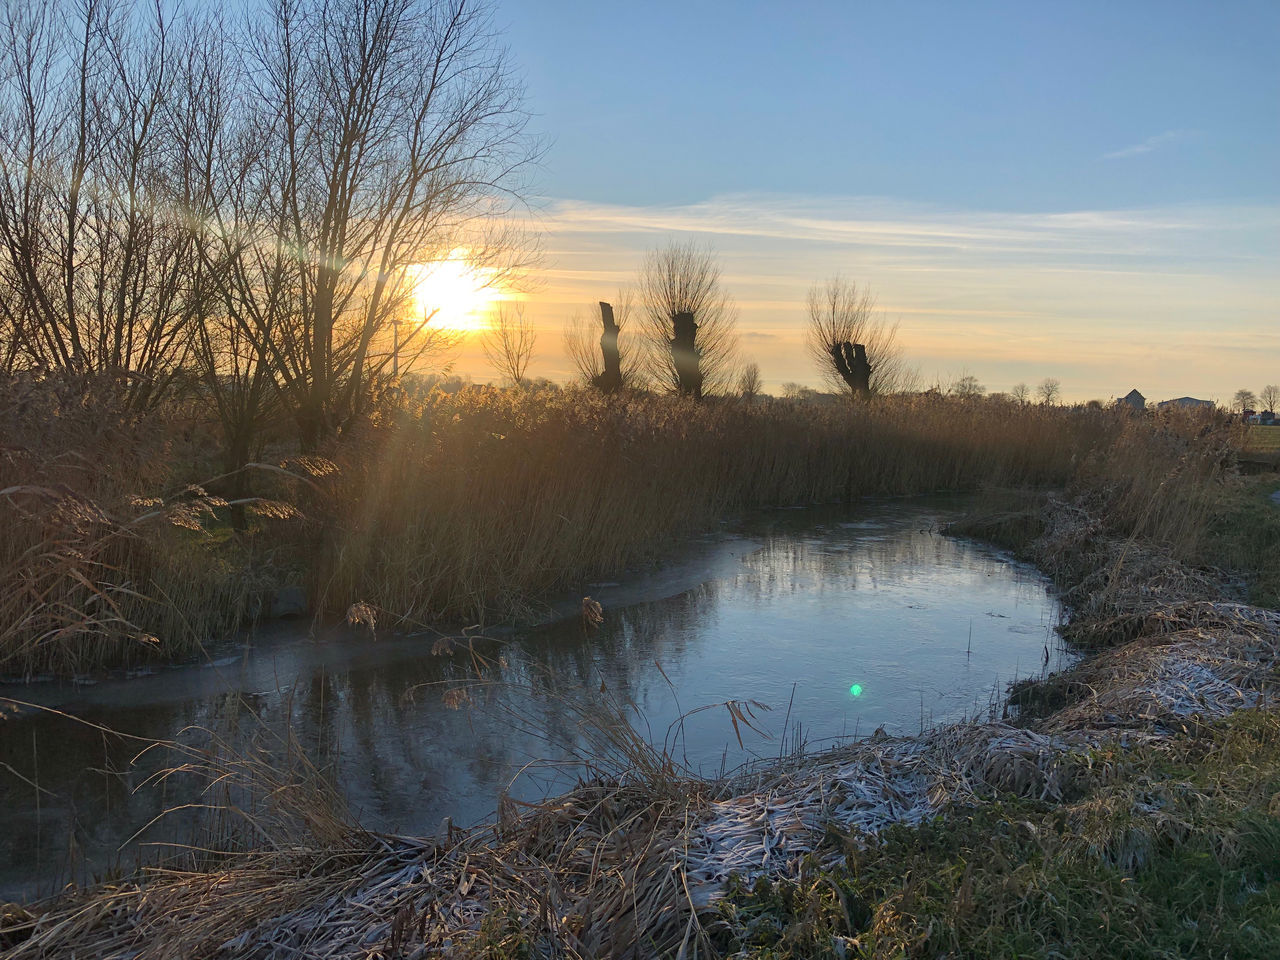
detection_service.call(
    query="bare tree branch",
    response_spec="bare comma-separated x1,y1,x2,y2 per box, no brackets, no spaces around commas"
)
805,276,907,398
637,240,739,397
482,302,534,386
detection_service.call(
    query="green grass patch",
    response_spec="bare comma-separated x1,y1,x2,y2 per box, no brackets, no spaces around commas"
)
714,710,1280,959
1245,425,1280,453
1203,474,1280,609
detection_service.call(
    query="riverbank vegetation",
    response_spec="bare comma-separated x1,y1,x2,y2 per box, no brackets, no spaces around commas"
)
2,372,1123,679
5,384,1280,957
1,0,1276,954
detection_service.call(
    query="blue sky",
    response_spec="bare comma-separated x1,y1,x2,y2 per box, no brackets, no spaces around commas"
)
504,1,1277,210
463,0,1280,400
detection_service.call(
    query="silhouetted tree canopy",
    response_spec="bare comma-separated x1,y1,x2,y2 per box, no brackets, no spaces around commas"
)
637,241,740,397
806,277,908,398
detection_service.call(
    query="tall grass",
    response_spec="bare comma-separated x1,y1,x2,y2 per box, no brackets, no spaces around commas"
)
312,388,1115,623
1071,406,1240,553
0,373,291,677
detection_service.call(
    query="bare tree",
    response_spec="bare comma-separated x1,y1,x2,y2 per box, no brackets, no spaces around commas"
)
0,0,536,439
222,0,537,446
0,0,209,407
173,16,286,518
1233,389,1258,413
1261,384,1279,413
482,303,535,386
637,240,739,398
563,309,602,387
1037,378,1061,405
805,276,906,399
1010,382,1030,405
738,361,761,401
563,293,643,391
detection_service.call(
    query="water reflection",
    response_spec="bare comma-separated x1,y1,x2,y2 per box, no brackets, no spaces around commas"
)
0,498,1064,898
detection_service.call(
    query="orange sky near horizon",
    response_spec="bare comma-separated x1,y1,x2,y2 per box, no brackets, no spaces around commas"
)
436,193,1279,405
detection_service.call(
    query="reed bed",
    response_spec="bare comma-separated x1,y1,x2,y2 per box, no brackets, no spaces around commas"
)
7,368,1249,679
312,388,1110,624
12,371,1222,677
0,372,312,677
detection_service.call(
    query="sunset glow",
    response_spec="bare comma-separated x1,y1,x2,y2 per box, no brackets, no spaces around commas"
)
411,254,501,332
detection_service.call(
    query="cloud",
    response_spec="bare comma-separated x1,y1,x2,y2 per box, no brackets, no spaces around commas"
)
532,191,1275,269
1102,129,1196,160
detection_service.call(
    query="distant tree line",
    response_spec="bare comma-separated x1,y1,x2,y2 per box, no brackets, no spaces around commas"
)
561,241,746,399
1235,386,1279,414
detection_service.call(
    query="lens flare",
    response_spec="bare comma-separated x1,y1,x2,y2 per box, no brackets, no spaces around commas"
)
849,683,863,697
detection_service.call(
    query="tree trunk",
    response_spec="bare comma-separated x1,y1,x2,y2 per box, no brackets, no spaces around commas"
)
832,340,873,398
225,428,253,531
297,392,327,452
671,311,703,400
593,301,622,393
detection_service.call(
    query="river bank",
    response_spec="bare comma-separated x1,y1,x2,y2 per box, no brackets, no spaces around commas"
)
5,468,1279,958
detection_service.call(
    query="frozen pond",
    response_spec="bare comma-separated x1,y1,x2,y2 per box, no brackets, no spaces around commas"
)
0,497,1066,899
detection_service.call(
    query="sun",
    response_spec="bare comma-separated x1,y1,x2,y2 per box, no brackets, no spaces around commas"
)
410,253,501,332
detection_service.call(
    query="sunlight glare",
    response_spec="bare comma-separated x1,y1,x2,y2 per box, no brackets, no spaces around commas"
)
411,253,501,332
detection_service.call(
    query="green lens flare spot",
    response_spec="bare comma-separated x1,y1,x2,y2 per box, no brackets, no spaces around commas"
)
849,683,863,697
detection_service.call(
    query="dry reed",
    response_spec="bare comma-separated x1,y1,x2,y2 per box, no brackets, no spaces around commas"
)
311,389,1113,626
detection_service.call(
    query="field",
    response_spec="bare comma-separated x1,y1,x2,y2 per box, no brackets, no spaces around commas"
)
1246,423,1280,452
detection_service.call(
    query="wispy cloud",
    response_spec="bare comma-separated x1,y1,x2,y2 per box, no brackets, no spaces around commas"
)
1103,129,1196,160
531,192,1275,271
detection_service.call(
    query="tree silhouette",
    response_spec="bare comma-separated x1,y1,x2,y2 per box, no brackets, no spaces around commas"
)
806,277,906,398
637,241,739,397
1260,385,1278,414
483,305,537,387
563,294,643,391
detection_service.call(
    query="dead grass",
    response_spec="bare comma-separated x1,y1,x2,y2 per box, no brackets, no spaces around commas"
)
8,376,1209,677
11,480,1280,958
0,372,330,676
8,383,1280,956
0,468,303,679
311,389,1113,626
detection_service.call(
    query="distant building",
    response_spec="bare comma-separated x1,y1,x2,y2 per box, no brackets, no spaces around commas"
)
1157,397,1215,411
1120,388,1145,411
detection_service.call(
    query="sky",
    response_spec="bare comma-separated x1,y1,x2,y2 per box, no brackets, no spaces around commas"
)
453,0,1279,402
